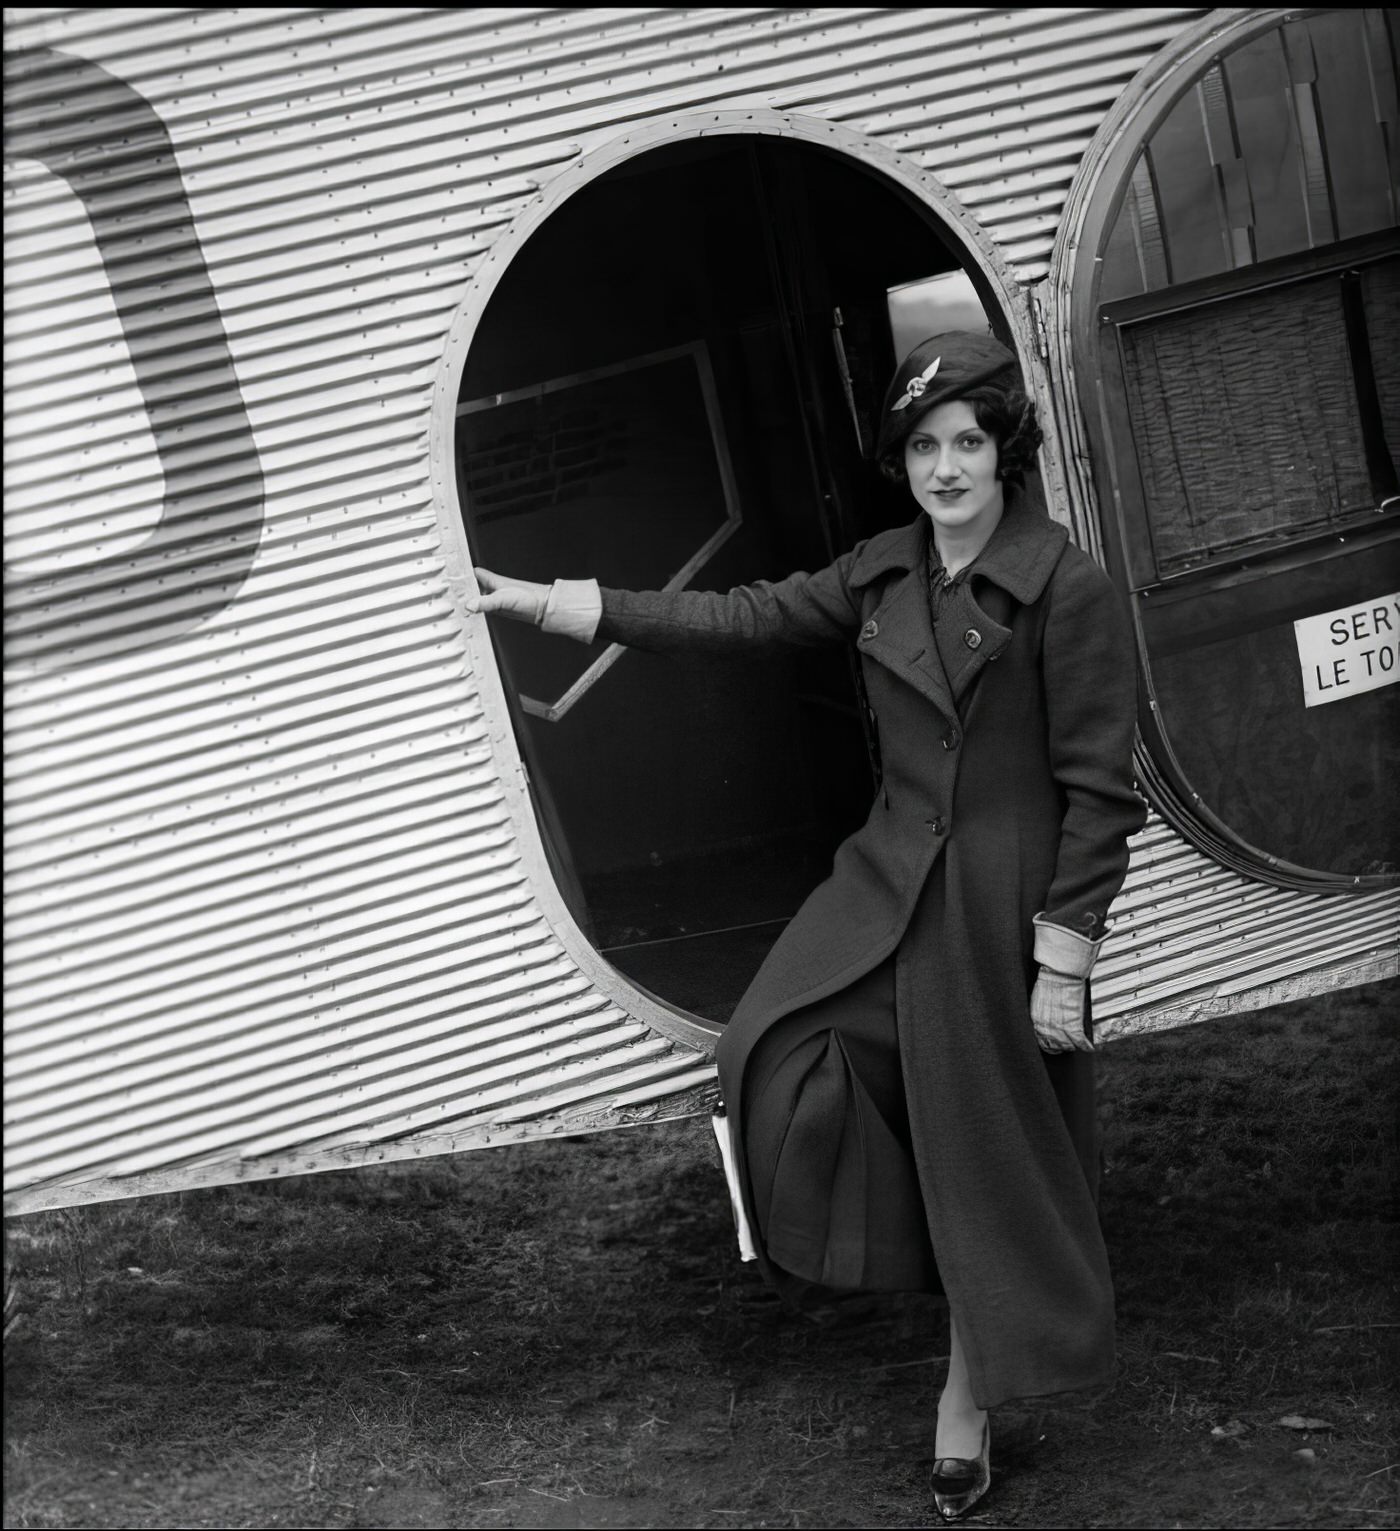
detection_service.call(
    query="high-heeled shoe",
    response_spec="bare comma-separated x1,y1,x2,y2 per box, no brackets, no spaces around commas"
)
931,1418,991,1521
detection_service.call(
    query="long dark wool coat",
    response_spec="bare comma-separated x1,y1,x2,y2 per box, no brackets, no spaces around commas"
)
597,485,1146,1408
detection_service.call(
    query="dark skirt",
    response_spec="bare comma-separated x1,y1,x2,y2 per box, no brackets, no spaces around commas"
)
743,953,941,1295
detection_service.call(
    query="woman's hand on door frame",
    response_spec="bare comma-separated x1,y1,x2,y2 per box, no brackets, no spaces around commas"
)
467,567,550,625
467,569,603,643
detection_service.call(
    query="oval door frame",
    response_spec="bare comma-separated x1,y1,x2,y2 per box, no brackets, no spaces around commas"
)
1043,6,1398,894
428,108,1059,1041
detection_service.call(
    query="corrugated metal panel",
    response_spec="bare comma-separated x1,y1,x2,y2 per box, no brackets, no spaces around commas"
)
1097,819,1399,1034
10,5,1394,1218
4,8,1205,282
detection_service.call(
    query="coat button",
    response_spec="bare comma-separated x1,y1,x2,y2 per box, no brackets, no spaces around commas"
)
963,628,982,650
861,618,879,641
926,816,946,835
943,731,958,751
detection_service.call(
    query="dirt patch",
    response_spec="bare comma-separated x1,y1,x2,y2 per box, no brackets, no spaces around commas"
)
5,979,1399,1529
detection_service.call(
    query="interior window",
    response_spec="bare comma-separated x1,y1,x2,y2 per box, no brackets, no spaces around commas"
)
886,270,991,359
457,346,741,722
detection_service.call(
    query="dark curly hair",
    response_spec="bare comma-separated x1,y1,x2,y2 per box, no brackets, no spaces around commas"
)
878,381,1043,489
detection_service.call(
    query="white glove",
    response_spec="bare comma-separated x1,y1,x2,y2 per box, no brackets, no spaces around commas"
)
1029,914,1105,1055
467,568,601,643
1030,969,1094,1054
467,567,549,624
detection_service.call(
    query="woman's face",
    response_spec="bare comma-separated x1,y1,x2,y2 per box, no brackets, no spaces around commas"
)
902,399,1003,538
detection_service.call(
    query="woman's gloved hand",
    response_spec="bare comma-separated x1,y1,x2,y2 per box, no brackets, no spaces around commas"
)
1030,969,1094,1053
1029,914,1105,1054
466,568,602,643
467,568,550,624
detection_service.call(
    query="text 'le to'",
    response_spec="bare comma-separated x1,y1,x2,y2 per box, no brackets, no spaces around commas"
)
1293,594,1400,708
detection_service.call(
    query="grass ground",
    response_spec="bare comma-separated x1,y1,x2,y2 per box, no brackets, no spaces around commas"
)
4,977,1398,1530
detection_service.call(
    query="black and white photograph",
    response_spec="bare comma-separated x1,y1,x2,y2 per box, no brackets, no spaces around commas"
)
4,7,1398,1528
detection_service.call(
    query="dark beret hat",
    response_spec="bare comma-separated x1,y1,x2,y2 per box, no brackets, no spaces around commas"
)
875,331,1024,463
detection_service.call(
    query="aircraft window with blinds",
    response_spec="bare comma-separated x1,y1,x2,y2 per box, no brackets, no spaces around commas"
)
1110,255,1399,580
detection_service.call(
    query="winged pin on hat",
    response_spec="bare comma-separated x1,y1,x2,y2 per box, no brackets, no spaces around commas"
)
875,330,1022,465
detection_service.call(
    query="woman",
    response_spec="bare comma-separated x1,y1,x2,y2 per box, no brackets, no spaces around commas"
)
469,331,1146,1519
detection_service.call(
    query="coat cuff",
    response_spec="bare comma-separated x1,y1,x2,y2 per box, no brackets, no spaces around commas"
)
1033,912,1106,979
541,578,602,643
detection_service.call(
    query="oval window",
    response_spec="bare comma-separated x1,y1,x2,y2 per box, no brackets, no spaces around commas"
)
1076,7,1399,886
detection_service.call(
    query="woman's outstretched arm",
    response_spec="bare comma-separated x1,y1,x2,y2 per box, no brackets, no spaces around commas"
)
468,556,866,653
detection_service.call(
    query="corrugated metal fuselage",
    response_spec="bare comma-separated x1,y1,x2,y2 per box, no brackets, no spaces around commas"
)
5,7,1396,1213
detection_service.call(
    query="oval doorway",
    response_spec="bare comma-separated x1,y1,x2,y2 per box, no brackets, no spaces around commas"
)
456,133,1014,1021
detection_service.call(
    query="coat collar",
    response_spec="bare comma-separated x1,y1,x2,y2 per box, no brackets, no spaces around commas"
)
848,483,1070,724
848,481,1069,603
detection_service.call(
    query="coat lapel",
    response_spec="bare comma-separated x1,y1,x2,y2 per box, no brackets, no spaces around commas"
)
943,585,1013,706
865,567,957,722
947,490,1068,704
848,486,1070,724
850,519,956,722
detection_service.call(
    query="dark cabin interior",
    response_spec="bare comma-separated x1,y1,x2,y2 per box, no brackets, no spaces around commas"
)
456,136,997,1022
